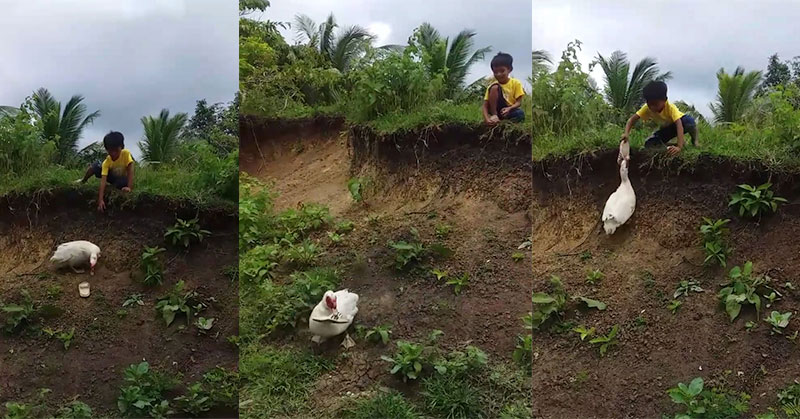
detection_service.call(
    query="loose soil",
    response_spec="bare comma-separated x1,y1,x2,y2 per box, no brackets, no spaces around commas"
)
0,190,238,417
532,150,800,418
242,116,533,415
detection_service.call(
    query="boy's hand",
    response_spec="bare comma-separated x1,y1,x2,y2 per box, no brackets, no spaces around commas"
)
486,115,500,126
667,145,682,156
97,199,106,212
620,133,629,143
500,107,511,117
122,187,131,193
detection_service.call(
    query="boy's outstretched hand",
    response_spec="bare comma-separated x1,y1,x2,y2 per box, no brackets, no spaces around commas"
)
486,115,500,126
667,145,682,156
122,187,131,193
620,133,629,143
97,199,106,212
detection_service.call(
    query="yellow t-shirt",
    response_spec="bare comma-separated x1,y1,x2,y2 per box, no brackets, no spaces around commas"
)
636,101,684,127
101,149,134,177
483,77,525,104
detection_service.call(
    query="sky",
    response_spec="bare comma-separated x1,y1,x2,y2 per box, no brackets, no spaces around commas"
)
262,0,532,90
533,0,800,119
0,0,238,158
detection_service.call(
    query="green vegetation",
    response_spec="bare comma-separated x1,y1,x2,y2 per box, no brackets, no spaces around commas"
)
533,41,800,170
446,273,470,295
729,183,787,219
364,324,392,345
699,218,730,267
164,217,211,249
239,2,530,135
764,311,792,335
531,276,568,329
665,377,750,418
0,93,237,207
585,269,604,284
343,392,420,419
140,246,166,286
588,325,619,356
117,362,178,417
1,290,36,334
718,261,768,322
154,280,202,326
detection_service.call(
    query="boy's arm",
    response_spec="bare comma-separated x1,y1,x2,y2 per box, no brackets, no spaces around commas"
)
621,114,640,142
669,118,685,155
124,162,134,192
98,176,107,211
482,101,498,125
506,96,523,110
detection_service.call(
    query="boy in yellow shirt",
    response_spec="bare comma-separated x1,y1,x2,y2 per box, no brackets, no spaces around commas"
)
620,81,698,160
76,131,135,212
482,52,526,125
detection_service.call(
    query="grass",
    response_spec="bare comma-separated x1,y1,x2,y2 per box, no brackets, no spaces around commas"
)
0,164,236,209
239,344,333,417
532,121,800,170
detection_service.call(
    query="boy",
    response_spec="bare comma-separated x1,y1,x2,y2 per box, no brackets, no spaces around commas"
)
620,81,698,160
76,131,135,212
483,52,525,126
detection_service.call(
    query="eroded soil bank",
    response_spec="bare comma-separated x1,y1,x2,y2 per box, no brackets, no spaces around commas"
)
532,151,800,418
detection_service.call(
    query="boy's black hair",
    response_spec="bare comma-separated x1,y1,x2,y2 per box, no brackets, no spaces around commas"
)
491,52,513,70
642,81,668,102
103,131,124,150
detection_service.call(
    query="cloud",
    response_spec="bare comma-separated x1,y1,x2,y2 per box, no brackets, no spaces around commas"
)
533,0,800,119
264,0,532,89
0,0,237,158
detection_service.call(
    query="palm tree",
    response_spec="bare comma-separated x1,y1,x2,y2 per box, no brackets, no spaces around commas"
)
673,100,707,124
593,51,672,113
709,67,762,123
0,106,19,118
30,88,100,162
532,49,552,78
293,13,376,73
139,109,188,163
413,22,491,99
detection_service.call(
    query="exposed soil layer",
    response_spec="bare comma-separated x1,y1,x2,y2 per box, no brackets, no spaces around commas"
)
242,116,533,414
0,190,237,417
532,150,800,418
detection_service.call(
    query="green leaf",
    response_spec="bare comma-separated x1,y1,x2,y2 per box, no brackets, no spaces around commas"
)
687,377,703,396
532,293,555,304
578,297,607,310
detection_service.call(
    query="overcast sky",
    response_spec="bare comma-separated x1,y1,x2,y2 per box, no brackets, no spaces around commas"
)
0,0,237,158
533,0,800,119
262,0,532,91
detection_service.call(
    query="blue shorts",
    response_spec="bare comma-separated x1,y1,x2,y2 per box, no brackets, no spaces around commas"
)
90,161,128,189
644,115,697,147
489,83,525,122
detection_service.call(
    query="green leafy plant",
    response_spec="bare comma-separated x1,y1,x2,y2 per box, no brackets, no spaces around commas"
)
579,250,592,261
699,217,730,242
141,246,166,286
347,177,364,202
668,300,682,314
3,402,32,419
421,373,481,419
589,325,619,356
364,324,392,345
764,290,782,308
1,291,36,333
382,341,425,382
531,276,568,329
154,280,200,326
342,392,419,419
574,296,607,310
195,317,215,333
585,269,604,284
703,240,730,268
240,244,280,282
675,279,704,299
117,362,178,418
777,381,800,417
666,377,750,418
729,183,787,218
389,240,425,270
512,252,525,262
164,217,211,249
512,334,532,367
123,293,145,308
573,325,595,341
54,401,93,419
718,261,767,322
174,383,212,416
764,311,792,335
699,218,731,267
283,240,321,266
446,273,470,295
435,223,452,239
199,367,239,409
431,269,448,281
327,231,342,243
335,220,355,233
431,345,488,377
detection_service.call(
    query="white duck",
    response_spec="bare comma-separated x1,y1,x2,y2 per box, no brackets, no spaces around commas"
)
309,289,359,348
50,240,101,275
602,157,636,235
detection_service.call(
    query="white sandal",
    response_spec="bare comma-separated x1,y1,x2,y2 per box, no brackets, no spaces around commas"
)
78,282,90,298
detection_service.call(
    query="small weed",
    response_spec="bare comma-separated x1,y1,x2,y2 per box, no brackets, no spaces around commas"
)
641,270,656,289
117,361,178,418
155,281,200,326
572,325,595,341
389,241,425,270
446,273,470,295
431,269,448,281
788,331,799,343
777,381,800,417
668,300,682,314
122,293,145,308
699,218,731,267
729,182,787,218
703,241,730,268
435,223,452,239
283,240,321,266
343,392,419,419
585,269,604,284
195,317,215,333
164,217,211,249
364,324,392,345
1,291,36,333
764,311,792,335
589,325,619,356
347,177,365,202
327,231,342,243
421,373,482,419
511,252,525,262
382,341,425,382
3,402,32,419
745,321,757,332
512,334,532,367
141,246,166,286
54,401,93,418
765,291,782,308
174,382,212,416
719,261,768,322
579,250,592,261
635,316,648,328
335,220,355,233
46,284,62,299
674,279,704,299
574,296,607,310
117,309,128,319
431,346,488,377
666,377,750,418
531,276,568,329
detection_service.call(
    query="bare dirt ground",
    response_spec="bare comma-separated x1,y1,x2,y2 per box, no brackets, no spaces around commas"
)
531,151,800,418
0,191,237,417
243,118,533,414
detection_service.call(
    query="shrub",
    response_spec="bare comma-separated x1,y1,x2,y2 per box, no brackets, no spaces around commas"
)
729,183,787,218
718,261,768,322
